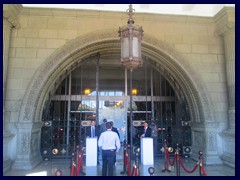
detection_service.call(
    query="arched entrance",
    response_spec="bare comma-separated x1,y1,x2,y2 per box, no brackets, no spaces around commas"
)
15,29,217,169
40,55,192,160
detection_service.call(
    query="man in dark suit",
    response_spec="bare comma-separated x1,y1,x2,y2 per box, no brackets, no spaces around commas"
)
86,120,100,164
110,121,120,139
86,120,100,138
139,121,152,138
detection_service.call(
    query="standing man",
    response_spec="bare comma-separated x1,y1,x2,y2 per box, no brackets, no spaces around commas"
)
86,120,100,164
139,121,152,138
98,122,121,176
110,121,120,165
99,119,107,134
86,120,100,138
110,121,120,139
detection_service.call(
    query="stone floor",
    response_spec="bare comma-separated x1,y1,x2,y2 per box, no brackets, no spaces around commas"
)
4,156,235,176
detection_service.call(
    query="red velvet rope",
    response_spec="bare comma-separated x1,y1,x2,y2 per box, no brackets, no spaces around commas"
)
127,156,131,176
124,151,127,166
70,161,76,176
179,158,198,173
130,166,135,176
78,155,82,175
135,166,139,176
166,150,176,166
200,164,208,176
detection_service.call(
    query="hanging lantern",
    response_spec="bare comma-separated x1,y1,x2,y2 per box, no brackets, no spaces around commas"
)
119,4,144,69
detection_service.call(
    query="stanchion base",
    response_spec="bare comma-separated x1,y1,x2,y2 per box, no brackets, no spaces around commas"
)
161,168,171,173
81,171,86,175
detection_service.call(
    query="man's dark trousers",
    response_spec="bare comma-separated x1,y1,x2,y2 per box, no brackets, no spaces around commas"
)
102,150,115,176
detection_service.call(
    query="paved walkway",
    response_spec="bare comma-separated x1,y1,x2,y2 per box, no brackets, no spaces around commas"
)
4,157,235,176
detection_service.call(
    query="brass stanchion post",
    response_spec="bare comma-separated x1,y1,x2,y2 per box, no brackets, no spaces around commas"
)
176,144,180,176
162,139,171,172
199,151,203,176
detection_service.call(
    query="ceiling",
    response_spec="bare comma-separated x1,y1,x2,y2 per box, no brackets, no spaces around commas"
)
22,4,235,17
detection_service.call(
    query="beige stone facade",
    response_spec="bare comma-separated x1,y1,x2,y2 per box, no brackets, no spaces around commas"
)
3,4,235,172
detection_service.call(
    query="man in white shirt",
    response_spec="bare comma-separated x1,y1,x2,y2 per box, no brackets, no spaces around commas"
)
98,121,121,176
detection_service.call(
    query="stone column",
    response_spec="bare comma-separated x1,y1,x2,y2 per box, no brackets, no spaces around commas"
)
3,4,21,120
214,7,235,167
223,27,235,131
12,122,42,170
3,4,21,173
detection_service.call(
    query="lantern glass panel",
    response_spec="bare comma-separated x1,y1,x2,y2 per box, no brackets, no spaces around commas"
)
132,37,139,57
123,37,129,58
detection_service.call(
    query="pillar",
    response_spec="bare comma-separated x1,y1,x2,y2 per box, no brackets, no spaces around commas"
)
3,4,22,173
215,6,235,167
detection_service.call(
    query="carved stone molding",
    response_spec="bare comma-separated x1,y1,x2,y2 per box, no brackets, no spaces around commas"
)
12,122,42,170
214,6,235,36
19,30,213,149
3,4,22,28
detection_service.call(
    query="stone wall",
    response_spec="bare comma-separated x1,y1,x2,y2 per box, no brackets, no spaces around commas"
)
3,4,235,170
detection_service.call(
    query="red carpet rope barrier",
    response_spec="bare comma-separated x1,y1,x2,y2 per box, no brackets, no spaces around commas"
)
126,154,131,176
200,163,207,176
70,146,85,176
70,161,76,176
179,158,198,173
162,140,207,176
166,149,176,166
130,165,139,176
120,142,127,175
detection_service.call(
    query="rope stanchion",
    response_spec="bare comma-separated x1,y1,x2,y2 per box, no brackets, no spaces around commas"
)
200,165,207,176
126,144,132,176
120,140,127,174
130,165,139,176
127,155,131,176
162,139,171,173
70,153,76,176
75,146,80,176
70,161,76,176
166,149,176,166
54,169,62,176
199,151,207,176
128,147,140,176
80,147,86,175
76,154,82,176
134,147,140,176
130,165,135,176
176,144,180,176
135,165,139,176
148,167,155,176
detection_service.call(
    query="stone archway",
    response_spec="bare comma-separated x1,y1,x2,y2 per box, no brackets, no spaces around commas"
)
14,29,220,169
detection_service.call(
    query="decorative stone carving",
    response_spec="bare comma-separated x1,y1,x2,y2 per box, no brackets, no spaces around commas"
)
20,133,29,153
214,7,235,36
20,29,212,127
3,4,22,28
31,133,38,151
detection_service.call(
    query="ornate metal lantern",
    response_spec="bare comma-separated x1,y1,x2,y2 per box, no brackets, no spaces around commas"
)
119,4,144,69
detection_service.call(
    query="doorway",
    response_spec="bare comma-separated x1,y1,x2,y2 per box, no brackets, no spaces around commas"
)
40,56,192,160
